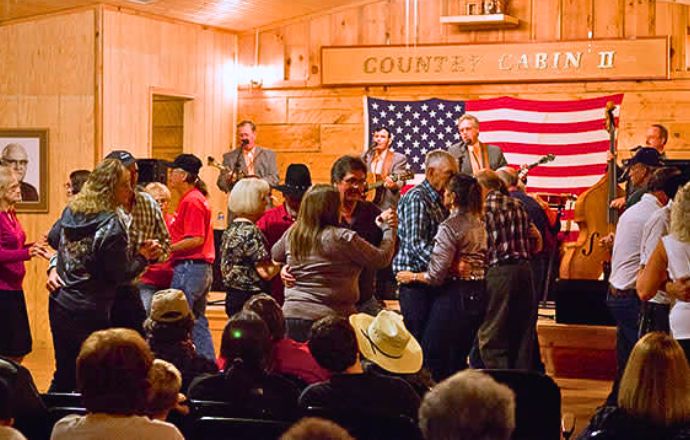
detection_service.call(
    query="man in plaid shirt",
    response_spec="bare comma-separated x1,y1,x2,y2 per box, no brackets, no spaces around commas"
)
392,150,457,341
476,170,542,370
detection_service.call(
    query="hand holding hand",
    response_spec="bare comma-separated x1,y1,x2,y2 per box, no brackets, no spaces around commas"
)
668,277,690,302
396,271,416,284
139,239,162,261
599,232,615,250
379,208,398,230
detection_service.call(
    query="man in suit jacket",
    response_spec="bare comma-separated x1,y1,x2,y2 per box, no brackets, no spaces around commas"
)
361,127,409,211
447,114,507,176
216,120,279,193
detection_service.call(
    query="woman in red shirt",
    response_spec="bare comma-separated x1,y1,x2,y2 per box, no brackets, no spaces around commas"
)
0,166,46,362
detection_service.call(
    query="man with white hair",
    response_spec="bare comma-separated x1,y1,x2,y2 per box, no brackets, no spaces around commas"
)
448,114,507,176
393,150,458,341
418,369,515,440
1,143,38,202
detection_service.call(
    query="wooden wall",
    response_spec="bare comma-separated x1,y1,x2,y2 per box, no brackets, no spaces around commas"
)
101,7,237,219
236,0,690,184
0,9,97,349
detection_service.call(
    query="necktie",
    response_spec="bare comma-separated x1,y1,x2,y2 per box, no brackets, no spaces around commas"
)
246,151,255,175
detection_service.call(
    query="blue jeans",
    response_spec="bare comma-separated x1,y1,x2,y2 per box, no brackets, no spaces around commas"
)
138,283,158,316
171,262,215,360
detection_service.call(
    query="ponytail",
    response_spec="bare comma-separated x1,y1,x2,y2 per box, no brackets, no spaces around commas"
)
184,173,209,197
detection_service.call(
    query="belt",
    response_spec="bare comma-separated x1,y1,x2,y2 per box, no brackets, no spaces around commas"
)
491,257,528,267
609,287,637,298
173,259,210,266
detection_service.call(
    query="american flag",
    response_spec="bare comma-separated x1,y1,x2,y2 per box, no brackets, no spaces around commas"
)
364,94,624,241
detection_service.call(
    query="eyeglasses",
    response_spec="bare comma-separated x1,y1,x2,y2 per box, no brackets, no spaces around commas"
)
342,177,367,187
3,159,28,167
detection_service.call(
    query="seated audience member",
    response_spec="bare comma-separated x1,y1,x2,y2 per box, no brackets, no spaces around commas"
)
577,332,690,440
138,182,175,315
350,310,433,398
299,316,420,420
144,289,217,391
418,369,515,440
272,185,396,342
0,377,27,440
51,328,183,440
0,356,48,439
188,311,299,420
222,177,280,317
281,417,354,440
146,359,187,421
243,294,329,386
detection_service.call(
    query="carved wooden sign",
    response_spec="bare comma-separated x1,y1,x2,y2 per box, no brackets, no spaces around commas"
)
320,38,669,86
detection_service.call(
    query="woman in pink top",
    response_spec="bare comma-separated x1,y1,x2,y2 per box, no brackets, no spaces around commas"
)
0,166,46,362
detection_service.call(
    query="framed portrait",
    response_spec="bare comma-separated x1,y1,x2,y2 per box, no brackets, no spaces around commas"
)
0,129,48,213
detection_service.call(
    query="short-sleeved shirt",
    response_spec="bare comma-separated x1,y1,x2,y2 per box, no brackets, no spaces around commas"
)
220,219,270,292
169,188,215,263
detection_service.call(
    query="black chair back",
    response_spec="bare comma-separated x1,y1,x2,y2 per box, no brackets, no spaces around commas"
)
482,369,562,440
41,392,83,408
193,416,290,440
305,406,422,440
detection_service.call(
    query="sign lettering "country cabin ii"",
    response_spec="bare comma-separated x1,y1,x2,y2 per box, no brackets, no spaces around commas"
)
320,38,669,86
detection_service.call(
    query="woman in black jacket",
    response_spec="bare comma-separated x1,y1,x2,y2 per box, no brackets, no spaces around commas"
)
48,158,160,391
578,332,690,440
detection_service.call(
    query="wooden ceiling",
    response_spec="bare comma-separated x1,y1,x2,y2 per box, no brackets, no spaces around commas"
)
0,0,368,31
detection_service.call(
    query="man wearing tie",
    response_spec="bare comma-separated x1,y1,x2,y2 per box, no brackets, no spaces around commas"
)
216,120,279,193
448,114,507,176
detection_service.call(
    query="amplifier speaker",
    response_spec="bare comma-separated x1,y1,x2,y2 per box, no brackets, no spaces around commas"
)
136,159,168,185
555,279,615,326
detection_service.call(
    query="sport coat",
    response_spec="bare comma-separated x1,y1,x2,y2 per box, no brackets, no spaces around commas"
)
447,142,507,175
362,149,409,211
216,145,279,193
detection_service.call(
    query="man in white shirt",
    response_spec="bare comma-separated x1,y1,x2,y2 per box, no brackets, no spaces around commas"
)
606,165,676,403
637,168,685,335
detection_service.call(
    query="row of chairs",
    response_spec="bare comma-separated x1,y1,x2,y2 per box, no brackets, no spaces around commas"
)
39,369,571,440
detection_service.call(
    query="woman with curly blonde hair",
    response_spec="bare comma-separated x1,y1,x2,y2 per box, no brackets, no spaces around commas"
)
638,181,690,359
48,159,160,391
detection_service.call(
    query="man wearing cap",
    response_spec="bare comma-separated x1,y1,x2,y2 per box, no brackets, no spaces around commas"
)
166,153,216,361
256,164,312,305
605,163,673,403
216,120,279,193
609,124,668,210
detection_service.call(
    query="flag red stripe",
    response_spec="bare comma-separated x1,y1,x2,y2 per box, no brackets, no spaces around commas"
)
558,231,580,242
525,186,592,195
496,141,610,155
523,164,607,177
481,118,618,134
465,94,624,112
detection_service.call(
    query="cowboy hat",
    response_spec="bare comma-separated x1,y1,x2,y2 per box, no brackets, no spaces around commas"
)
273,163,311,198
350,310,423,374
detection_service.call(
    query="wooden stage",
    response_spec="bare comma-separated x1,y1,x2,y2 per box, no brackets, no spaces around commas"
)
23,298,616,437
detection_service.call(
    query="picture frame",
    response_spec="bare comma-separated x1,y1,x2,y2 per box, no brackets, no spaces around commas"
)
0,129,49,213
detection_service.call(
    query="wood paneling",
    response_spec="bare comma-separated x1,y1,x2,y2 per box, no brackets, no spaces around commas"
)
236,0,690,185
0,0,375,32
0,10,97,349
101,8,236,219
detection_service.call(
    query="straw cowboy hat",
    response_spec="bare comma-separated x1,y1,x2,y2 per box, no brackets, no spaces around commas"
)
349,310,423,374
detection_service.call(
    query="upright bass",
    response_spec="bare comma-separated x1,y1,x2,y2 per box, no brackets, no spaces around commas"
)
559,102,622,280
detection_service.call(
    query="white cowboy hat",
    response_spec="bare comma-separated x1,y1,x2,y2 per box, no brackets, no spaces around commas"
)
349,310,423,374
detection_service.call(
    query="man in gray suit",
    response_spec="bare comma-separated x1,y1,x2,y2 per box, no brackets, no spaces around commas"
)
361,127,409,211
216,120,279,193
448,114,507,176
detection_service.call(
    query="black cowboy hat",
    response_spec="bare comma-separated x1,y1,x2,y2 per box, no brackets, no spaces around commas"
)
273,164,311,198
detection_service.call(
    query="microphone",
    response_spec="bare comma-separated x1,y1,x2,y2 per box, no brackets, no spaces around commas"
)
366,141,377,156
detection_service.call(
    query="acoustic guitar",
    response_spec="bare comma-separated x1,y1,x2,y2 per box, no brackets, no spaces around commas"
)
365,170,415,205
